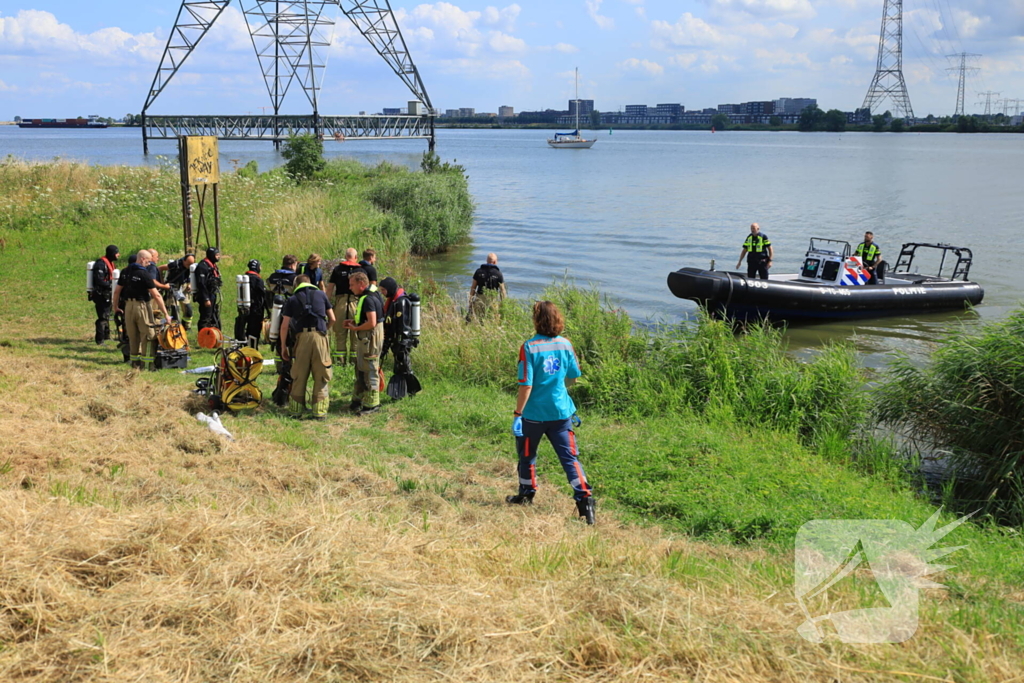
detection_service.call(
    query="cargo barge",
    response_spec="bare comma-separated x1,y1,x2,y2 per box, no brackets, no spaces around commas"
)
18,116,109,129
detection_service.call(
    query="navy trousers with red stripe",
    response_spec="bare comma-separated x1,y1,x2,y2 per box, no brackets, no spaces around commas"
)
516,418,592,502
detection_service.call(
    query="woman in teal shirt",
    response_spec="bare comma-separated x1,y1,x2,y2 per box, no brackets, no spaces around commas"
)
508,301,595,524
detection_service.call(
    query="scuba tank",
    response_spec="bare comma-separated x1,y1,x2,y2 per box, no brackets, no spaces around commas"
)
112,268,120,282
236,274,251,312
86,261,95,293
268,296,285,345
189,262,198,292
408,294,421,341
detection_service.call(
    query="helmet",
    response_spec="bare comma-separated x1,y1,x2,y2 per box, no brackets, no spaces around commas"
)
206,246,220,262
247,259,261,273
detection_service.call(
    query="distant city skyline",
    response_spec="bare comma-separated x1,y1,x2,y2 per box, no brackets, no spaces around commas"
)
2,0,1022,119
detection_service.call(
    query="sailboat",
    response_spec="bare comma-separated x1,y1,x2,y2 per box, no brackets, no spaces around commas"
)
547,68,596,149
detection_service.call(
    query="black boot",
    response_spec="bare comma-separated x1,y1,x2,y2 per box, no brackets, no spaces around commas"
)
576,497,595,525
506,491,534,505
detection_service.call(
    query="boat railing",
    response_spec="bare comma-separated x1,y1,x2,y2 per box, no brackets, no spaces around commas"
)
893,243,974,281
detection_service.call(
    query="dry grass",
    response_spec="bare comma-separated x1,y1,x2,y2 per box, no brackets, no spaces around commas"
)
1,348,1021,682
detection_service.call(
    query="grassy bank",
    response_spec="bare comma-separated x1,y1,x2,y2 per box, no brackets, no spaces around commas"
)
0,158,1022,681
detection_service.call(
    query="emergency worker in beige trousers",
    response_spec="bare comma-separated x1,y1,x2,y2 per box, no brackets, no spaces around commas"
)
343,271,385,415
280,275,336,420
326,248,367,367
112,250,169,370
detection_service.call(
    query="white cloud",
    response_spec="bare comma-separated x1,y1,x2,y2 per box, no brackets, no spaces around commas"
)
952,9,987,39
488,31,526,52
668,53,699,68
752,47,812,69
0,9,162,62
554,42,579,53
435,57,530,80
586,0,615,29
651,13,724,47
620,57,664,75
707,0,816,20
0,79,15,91
482,4,521,32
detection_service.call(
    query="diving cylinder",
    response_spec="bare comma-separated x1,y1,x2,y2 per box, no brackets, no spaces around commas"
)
408,294,421,340
268,296,284,345
112,269,120,282
189,262,198,292
236,275,251,311
86,262,95,293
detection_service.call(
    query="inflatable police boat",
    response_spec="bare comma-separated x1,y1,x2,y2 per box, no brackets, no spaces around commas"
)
667,239,984,323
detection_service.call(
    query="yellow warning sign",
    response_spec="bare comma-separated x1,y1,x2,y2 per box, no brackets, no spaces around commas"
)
184,136,220,185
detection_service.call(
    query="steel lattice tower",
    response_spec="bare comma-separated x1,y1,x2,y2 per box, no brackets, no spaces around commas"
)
976,91,999,117
862,0,914,120
946,52,979,118
143,0,432,144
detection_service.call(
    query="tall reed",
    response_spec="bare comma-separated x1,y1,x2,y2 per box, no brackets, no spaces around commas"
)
875,310,1024,523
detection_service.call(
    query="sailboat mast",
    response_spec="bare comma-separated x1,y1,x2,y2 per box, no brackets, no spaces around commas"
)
575,67,579,131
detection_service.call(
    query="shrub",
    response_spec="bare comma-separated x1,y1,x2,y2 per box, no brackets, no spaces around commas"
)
282,134,326,181
366,166,473,255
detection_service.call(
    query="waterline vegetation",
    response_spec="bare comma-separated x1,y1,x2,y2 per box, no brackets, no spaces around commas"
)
0,156,1022,680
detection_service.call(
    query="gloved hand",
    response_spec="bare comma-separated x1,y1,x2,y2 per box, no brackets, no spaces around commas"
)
512,414,523,437
571,413,582,428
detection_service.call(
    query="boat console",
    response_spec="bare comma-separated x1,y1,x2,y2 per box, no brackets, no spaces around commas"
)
797,238,868,286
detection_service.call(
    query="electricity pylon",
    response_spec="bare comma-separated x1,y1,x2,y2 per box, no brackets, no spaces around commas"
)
946,52,980,118
863,0,913,119
976,91,1000,117
143,0,432,122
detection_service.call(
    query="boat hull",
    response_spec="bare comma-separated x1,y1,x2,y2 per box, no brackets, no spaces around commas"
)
547,139,596,148
666,267,984,322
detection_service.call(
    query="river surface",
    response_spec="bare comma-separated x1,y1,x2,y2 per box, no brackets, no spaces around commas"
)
3,125,1021,366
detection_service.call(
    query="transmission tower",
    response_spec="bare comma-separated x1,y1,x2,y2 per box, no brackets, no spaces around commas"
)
946,52,980,118
863,0,913,119
143,0,433,142
976,91,1000,117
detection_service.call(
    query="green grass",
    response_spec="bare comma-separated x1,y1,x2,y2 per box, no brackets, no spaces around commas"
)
2,158,1023,668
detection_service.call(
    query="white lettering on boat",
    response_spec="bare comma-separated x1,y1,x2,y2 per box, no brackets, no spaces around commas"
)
821,288,851,296
894,287,928,295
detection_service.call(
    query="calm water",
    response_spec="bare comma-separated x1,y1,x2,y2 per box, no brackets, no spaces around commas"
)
3,125,1021,365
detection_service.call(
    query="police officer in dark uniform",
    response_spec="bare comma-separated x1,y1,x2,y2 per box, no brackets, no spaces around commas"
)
195,247,222,331
736,222,773,280
855,231,884,284
90,244,119,344
112,251,169,370
468,252,506,321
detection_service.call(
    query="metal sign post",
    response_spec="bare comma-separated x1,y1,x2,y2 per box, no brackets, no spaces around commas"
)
178,135,221,255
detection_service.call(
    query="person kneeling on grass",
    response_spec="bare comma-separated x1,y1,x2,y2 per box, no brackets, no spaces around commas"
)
508,300,595,525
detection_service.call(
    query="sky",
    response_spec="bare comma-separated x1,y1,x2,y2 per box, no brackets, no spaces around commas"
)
1,0,1023,119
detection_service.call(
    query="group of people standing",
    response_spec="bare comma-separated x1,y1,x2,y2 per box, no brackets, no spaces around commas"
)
89,245,596,524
